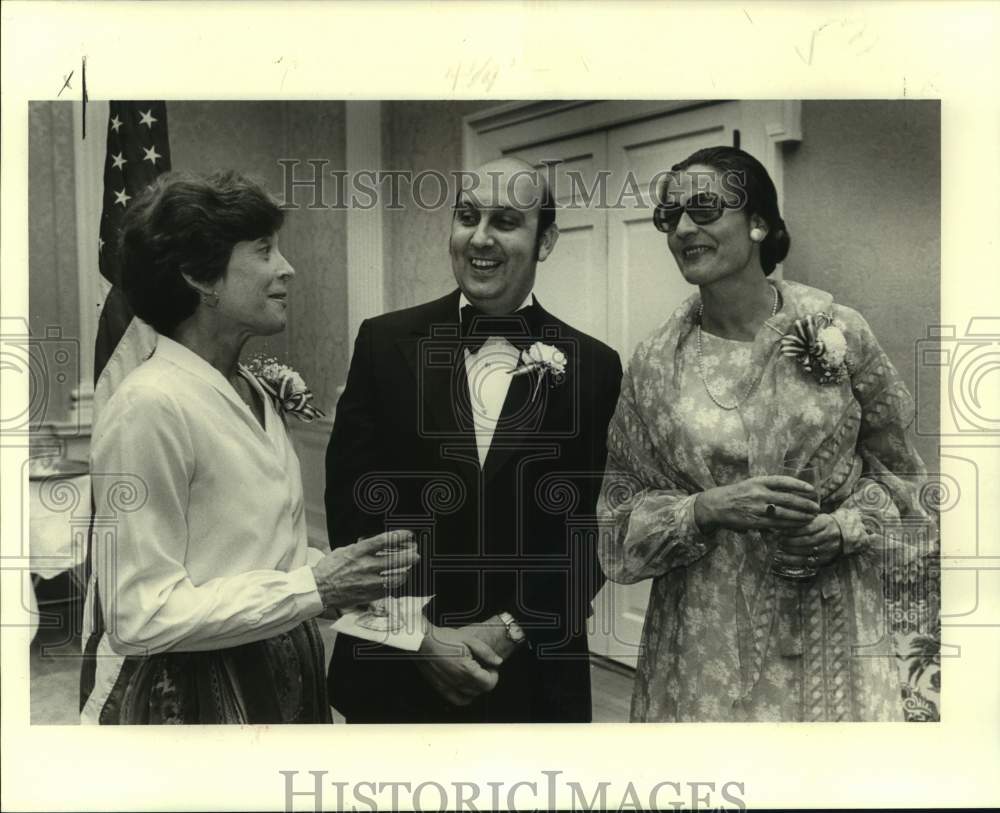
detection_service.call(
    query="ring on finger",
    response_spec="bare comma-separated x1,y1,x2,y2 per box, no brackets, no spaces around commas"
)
765,503,777,518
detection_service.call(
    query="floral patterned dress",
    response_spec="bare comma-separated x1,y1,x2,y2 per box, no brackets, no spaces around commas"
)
598,280,939,722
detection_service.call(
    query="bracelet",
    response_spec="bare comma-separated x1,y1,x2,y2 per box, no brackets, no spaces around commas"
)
498,611,528,647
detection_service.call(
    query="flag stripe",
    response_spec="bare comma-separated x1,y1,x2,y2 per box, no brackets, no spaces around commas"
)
94,100,171,387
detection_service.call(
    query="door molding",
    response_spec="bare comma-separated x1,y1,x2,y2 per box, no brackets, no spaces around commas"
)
463,99,802,212
463,99,803,282
71,99,111,431
345,101,385,343
463,100,714,166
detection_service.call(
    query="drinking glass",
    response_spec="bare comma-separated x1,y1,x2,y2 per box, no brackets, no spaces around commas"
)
769,458,821,581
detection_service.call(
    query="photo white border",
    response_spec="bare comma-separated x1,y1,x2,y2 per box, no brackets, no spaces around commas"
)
2,1,998,810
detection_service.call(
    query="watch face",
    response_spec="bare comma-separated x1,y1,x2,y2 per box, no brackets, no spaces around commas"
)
499,612,526,644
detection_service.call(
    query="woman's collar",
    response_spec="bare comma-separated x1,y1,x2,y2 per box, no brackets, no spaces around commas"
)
154,335,246,400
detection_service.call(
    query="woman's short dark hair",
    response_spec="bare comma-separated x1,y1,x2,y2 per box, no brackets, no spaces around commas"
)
669,146,790,275
120,170,285,335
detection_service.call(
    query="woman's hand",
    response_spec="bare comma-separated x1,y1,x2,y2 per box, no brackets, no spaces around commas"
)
310,530,419,610
694,476,819,533
773,514,843,571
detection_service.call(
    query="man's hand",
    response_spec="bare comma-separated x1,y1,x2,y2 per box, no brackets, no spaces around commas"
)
415,624,503,706
465,615,520,662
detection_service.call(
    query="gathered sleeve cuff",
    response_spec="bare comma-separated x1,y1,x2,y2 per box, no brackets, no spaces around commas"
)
830,477,902,558
597,370,720,584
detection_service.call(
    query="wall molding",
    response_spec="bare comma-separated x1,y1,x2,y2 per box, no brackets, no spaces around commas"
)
463,100,715,167
765,100,804,144
72,100,109,393
68,384,94,430
345,102,385,347
740,100,803,280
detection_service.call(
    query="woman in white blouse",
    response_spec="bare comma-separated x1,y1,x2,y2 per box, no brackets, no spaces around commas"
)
80,171,418,724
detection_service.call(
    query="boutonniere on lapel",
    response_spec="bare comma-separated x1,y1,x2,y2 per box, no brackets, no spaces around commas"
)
779,313,849,385
509,341,568,400
243,355,326,422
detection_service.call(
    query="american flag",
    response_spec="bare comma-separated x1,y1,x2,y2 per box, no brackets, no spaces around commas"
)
92,101,171,417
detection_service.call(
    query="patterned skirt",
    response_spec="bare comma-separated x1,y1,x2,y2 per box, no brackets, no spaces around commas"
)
93,620,331,725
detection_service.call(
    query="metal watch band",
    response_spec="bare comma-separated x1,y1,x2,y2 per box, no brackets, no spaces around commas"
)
498,611,526,645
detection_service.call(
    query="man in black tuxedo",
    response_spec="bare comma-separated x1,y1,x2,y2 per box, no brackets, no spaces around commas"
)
324,157,622,722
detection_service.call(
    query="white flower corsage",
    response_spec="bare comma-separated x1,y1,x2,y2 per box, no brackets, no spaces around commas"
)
243,355,326,422
509,341,568,400
779,313,849,385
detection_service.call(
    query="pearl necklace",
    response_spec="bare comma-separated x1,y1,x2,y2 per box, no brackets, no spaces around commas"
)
696,284,779,411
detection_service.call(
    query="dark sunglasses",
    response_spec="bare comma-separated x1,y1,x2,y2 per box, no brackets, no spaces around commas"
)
653,192,734,234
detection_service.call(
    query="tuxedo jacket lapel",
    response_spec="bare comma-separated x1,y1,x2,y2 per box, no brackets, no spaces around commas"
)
396,290,477,440
481,364,533,478
482,300,574,482
395,292,576,481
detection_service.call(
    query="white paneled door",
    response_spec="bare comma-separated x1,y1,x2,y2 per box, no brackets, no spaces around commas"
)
514,133,609,344
500,103,742,666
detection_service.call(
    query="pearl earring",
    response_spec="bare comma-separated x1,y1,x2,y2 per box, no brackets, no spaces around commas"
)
749,227,765,243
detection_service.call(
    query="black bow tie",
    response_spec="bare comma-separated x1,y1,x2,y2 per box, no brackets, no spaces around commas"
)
460,303,540,354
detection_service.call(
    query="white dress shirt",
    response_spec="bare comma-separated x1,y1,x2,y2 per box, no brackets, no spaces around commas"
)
459,292,533,466
81,335,324,723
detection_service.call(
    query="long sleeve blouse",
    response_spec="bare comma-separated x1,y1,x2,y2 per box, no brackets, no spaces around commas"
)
82,336,324,722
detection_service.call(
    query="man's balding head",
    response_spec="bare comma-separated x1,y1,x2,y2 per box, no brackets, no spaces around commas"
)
449,157,560,314
458,158,556,255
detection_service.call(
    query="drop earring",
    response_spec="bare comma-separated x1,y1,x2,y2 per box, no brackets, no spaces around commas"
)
749,227,765,243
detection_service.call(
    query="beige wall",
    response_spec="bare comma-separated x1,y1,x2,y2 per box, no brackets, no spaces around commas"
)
170,101,348,412
28,102,81,427
281,102,348,413
169,101,291,363
28,100,349,423
380,100,500,312
782,100,940,466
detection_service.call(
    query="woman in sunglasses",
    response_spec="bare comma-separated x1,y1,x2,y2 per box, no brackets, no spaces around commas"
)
598,146,937,722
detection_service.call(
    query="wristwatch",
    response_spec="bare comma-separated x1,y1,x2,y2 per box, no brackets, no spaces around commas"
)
498,611,527,647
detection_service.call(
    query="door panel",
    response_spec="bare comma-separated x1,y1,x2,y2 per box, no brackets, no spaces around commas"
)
608,102,738,361
508,134,610,344
533,211,608,341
